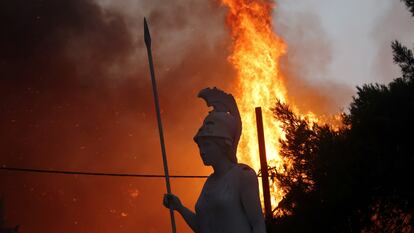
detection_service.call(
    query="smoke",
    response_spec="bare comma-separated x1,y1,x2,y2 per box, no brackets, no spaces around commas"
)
273,4,354,116
0,0,234,233
273,0,414,116
371,0,414,83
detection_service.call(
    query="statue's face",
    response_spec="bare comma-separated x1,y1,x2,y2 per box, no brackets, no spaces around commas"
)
196,137,223,166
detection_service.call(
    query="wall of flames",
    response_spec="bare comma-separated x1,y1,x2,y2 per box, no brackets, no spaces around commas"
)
221,0,301,213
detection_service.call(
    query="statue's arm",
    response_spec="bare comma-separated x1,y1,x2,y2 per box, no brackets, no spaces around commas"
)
163,194,197,232
240,168,267,233
177,205,197,232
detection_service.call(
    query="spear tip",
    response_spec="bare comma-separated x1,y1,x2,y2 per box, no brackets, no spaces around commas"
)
144,17,151,48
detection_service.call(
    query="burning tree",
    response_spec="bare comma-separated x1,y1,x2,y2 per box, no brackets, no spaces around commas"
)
268,102,351,232
269,78,414,232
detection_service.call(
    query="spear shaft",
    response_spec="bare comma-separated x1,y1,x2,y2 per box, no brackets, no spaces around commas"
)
144,18,177,233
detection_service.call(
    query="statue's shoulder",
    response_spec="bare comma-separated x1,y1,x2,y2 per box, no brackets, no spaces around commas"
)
236,163,258,187
236,163,256,175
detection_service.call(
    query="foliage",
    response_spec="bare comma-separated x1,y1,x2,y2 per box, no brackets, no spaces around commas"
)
392,41,414,80
401,0,414,17
268,74,414,232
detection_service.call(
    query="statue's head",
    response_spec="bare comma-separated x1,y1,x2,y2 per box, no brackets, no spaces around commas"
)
193,87,242,164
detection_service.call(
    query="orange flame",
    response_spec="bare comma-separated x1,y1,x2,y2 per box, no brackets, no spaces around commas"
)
220,0,288,211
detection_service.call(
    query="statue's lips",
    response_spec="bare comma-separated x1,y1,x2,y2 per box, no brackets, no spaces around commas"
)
200,154,208,163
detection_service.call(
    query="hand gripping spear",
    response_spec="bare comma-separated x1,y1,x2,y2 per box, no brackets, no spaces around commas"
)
144,18,177,233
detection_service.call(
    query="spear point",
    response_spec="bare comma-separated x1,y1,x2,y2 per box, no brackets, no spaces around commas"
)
144,17,151,48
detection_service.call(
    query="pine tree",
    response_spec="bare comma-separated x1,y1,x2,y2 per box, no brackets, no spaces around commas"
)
391,41,414,79
401,0,414,17
393,1,414,80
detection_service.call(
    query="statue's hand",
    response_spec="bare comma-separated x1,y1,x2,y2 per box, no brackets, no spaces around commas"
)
163,193,183,211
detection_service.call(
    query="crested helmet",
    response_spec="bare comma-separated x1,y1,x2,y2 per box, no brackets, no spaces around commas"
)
193,87,242,163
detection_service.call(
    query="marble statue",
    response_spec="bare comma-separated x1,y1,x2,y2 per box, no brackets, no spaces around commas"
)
163,87,266,233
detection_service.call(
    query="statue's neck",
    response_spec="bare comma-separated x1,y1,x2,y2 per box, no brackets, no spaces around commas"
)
212,159,236,178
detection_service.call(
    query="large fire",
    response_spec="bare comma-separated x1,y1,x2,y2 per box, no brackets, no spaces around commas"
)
220,0,295,213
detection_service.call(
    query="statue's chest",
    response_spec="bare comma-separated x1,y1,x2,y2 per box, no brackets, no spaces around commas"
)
196,172,240,213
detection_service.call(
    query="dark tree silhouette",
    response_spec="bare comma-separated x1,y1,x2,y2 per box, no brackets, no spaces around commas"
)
392,41,414,80
267,100,361,232
269,69,414,232
401,0,414,17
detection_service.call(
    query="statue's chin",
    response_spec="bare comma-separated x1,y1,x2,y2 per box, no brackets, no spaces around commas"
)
202,160,211,166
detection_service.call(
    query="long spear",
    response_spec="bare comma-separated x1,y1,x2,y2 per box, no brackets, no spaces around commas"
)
144,18,177,233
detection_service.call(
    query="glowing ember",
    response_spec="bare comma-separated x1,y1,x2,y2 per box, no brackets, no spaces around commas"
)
129,189,140,198
220,0,289,212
